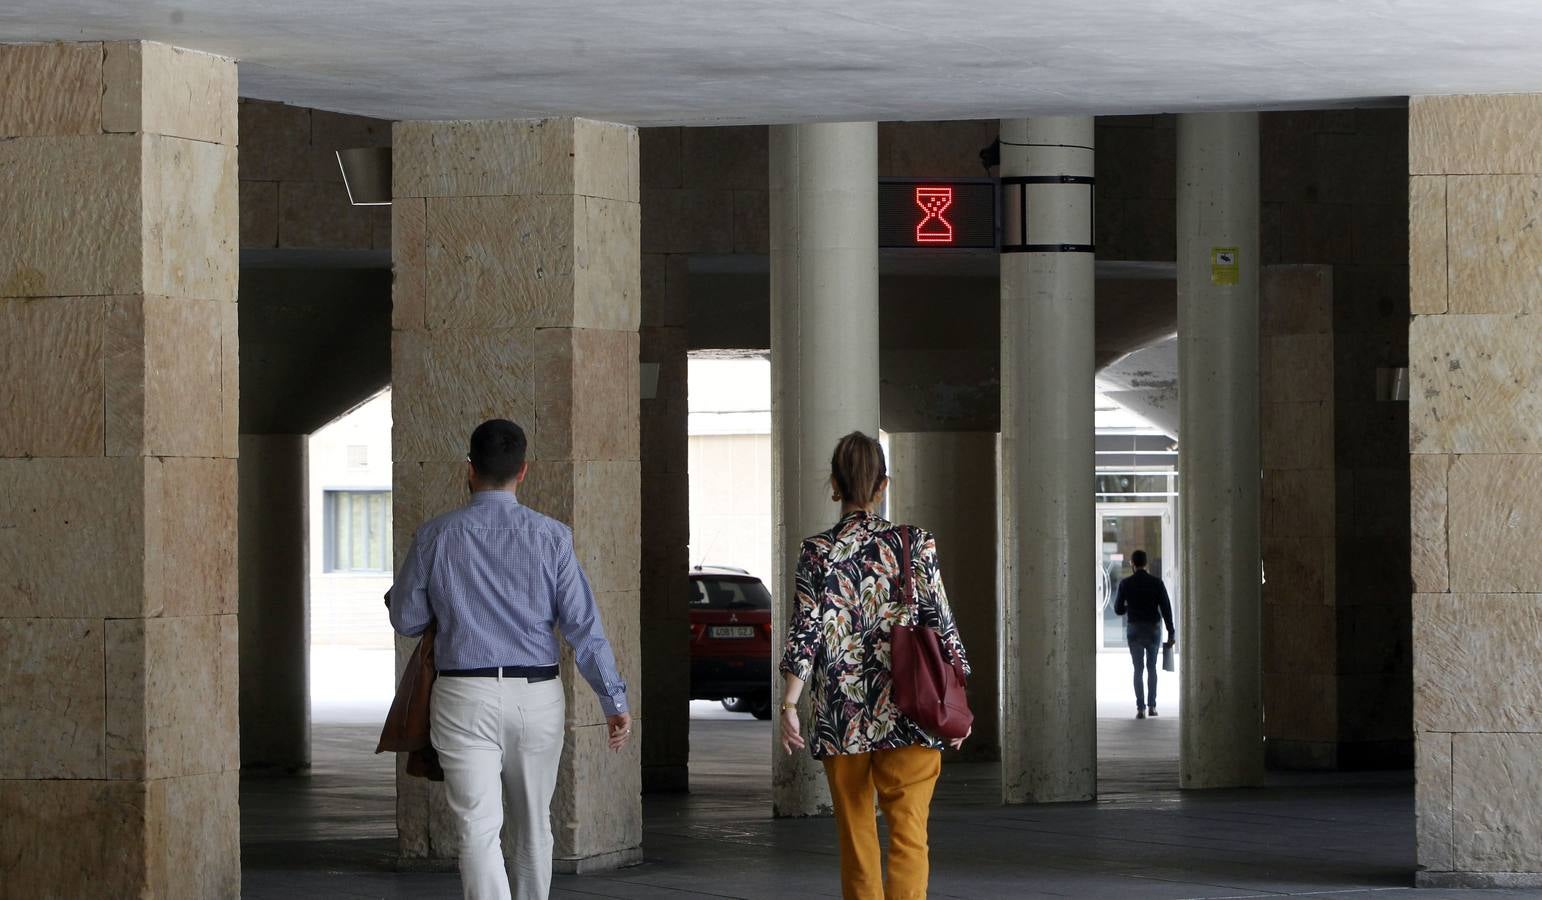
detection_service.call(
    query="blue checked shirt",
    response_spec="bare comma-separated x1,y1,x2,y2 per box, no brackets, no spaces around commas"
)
388,490,629,716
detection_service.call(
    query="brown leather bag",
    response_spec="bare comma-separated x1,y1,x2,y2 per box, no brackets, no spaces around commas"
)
376,626,444,781
890,526,973,740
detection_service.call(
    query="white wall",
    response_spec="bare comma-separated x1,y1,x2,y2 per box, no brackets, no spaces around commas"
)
687,358,774,590
307,389,394,651
688,433,772,584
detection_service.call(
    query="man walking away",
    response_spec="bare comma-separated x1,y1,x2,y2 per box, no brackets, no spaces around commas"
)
389,419,632,900
1112,549,1175,719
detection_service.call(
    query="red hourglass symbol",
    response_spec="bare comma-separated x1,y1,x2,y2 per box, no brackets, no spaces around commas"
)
915,186,954,244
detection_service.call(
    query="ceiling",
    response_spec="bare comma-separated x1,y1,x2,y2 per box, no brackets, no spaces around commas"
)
6,1,1542,125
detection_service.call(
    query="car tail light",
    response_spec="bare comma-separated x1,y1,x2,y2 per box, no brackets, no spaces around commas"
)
761,623,774,640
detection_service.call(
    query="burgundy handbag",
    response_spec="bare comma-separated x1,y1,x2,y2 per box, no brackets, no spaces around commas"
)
890,526,974,740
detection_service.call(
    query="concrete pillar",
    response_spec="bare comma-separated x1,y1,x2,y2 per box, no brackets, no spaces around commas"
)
998,117,1097,804
1176,112,1264,789
0,40,240,897
1408,93,1542,888
888,432,1000,762
769,122,878,817
390,117,643,871
238,434,310,772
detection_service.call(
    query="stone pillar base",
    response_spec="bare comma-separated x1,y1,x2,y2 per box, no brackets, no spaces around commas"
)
394,856,458,874
398,846,645,876
1417,872,1542,889
642,764,689,794
554,846,645,875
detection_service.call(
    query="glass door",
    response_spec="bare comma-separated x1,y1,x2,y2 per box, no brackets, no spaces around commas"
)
1096,505,1175,649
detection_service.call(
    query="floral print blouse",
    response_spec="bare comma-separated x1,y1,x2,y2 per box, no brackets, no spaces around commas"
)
779,510,971,759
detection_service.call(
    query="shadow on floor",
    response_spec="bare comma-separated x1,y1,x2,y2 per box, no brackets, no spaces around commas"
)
244,712,1511,900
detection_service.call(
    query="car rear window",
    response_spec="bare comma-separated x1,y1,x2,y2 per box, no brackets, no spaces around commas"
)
691,577,772,610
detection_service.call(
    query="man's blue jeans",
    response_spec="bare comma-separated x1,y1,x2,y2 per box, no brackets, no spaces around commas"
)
1126,622,1161,711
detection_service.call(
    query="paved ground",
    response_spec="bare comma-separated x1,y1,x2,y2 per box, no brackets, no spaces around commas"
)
240,703,1540,899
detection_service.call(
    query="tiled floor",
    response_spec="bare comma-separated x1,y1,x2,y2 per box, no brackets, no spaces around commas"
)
241,709,1535,899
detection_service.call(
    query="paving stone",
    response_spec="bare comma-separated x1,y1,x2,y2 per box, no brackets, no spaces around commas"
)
0,41,102,137
0,618,105,779
102,41,236,144
1414,592,1542,732
1411,94,1542,175
0,296,106,456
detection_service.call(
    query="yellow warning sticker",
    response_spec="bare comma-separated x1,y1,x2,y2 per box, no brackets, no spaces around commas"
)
1211,247,1240,286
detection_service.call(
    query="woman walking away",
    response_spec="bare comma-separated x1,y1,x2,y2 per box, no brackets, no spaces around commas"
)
779,431,971,900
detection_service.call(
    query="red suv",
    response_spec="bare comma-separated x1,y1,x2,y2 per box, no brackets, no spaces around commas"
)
688,566,774,719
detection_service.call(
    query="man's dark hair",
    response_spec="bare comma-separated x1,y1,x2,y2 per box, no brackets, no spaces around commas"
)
1131,549,1148,568
468,419,527,485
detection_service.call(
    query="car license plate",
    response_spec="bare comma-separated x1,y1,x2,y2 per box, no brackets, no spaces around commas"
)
709,625,755,639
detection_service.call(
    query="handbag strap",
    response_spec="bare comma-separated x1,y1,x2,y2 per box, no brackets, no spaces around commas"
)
901,525,967,681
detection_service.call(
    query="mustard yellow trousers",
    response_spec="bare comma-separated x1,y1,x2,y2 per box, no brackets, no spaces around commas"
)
822,745,942,900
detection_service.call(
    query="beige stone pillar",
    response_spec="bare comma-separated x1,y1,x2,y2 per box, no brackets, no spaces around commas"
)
1408,94,1542,889
0,41,240,897
770,122,879,818
238,433,310,772
888,432,1000,762
390,117,643,871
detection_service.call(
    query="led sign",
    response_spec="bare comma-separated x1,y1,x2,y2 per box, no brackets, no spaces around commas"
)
914,187,955,243
879,179,996,249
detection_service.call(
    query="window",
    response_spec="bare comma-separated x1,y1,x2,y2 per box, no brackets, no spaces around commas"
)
324,490,392,573
690,577,772,610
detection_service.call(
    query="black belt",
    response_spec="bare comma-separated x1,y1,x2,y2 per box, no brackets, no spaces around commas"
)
439,665,559,681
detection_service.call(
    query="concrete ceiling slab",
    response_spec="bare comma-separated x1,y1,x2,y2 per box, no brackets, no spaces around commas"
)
5,1,1542,124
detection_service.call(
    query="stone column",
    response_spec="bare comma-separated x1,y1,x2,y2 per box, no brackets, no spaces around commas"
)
0,41,240,897
888,432,999,762
639,257,690,793
770,122,878,817
1176,112,1264,789
999,117,1097,804
238,434,310,772
390,117,643,871
1408,93,1542,888
637,123,694,792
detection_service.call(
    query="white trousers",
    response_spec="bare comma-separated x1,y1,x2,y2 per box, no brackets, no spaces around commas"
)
430,674,566,900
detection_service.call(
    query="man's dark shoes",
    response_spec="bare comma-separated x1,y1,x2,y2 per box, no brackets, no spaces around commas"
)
1148,708,1159,717
1136,709,1145,719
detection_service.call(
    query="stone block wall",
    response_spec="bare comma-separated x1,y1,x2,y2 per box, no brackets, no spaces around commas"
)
238,98,390,251
0,41,240,897
888,432,1000,762
1264,111,1413,765
1099,110,1415,767
638,126,768,791
638,122,998,790
1095,115,1178,261
1409,93,1542,887
1259,266,1340,767
391,117,643,870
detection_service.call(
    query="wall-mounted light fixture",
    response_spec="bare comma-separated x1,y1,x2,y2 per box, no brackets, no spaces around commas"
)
336,147,392,206
639,363,661,401
999,175,1096,254
1375,366,1409,402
